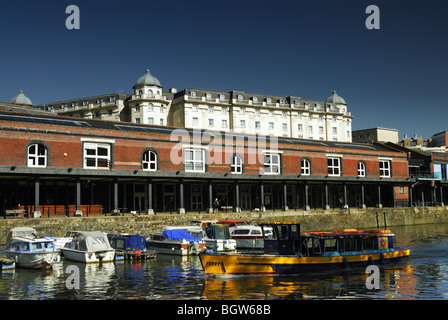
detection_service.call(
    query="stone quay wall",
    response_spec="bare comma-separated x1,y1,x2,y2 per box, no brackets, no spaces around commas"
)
1,206,448,244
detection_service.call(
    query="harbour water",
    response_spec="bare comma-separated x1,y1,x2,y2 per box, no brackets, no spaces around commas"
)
2,222,448,300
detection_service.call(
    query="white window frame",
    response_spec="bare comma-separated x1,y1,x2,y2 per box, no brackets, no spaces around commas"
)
357,162,366,177
184,147,206,173
379,158,392,178
27,143,47,168
263,151,282,175
230,155,243,174
327,156,341,176
142,150,157,171
300,158,311,176
83,142,111,169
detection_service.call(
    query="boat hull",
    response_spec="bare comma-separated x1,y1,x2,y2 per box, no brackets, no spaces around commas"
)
147,240,206,255
61,248,115,263
3,251,58,269
199,248,411,275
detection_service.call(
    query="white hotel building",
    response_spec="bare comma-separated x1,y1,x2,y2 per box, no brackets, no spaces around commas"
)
38,69,353,142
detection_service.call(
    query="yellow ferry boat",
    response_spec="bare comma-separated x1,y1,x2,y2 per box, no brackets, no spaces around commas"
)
199,222,410,275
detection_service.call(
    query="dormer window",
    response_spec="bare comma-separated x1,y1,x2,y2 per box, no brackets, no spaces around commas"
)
190,91,197,97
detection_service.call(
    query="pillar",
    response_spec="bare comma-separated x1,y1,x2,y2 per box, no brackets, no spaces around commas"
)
343,183,348,209
361,183,366,209
33,177,41,218
441,185,444,206
305,182,310,210
282,182,289,211
235,181,241,213
324,182,330,210
377,184,382,208
147,179,154,215
260,182,266,212
75,177,83,216
208,181,213,213
178,179,185,214
112,178,120,214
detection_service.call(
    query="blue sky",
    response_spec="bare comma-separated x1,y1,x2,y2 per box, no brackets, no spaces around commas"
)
1,0,447,139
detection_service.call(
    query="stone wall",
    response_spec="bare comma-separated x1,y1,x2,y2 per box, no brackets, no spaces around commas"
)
1,206,448,244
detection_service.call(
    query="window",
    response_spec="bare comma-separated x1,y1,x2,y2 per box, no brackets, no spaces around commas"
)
208,106,214,113
255,109,260,116
192,104,198,111
240,120,246,128
142,150,157,171
192,117,199,126
230,155,243,174
269,110,274,117
147,89,153,97
135,104,140,112
319,126,324,134
160,119,164,125
221,107,227,114
300,158,311,176
319,115,323,121
282,111,287,118
379,159,391,178
28,143,47,168
240,107,245,114
263,152,281,175
255,121,260,129
208,119,214,126
135,118,140,123
332,127,337,134
282,123,287,130
308,126,313,133
84,143,111,169
184,148,206,173
190,91,196,97
269,122,274,130
357,162,366,177
327,157,341,176
308,115,313,120
298,124,303,131
222,120,228,127
148,117,154,124
298,112,302,119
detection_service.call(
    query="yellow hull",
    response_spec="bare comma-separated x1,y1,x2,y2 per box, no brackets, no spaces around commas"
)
200,249,410,275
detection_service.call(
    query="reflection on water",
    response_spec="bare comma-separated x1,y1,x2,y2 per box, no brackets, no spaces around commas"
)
2,223,448,300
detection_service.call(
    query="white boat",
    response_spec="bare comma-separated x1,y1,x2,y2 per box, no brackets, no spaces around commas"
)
3,227,59,269
146,228,206,255
188,221,237,252
61,231,116,263
42,231,77,250
216,219,273,251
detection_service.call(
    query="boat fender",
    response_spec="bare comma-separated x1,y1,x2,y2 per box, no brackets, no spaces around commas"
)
368,256,375,265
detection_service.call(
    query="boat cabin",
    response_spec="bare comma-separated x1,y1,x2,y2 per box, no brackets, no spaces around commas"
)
107,234,146,253
261,223,395,256
7,238,55,252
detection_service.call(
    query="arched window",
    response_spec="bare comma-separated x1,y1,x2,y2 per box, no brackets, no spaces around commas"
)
147,89,153,97
230,155,243,174
148,103,154,111
28,143,47,168
142,150,157,171
357,161,366,177
300,158,311,175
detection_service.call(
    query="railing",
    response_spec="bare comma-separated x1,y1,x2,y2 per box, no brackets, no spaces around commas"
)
416,172,441,180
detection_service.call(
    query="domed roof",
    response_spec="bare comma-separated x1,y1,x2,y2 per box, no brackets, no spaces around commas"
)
10,90,33,106
325,90,346,104
135,69,162,87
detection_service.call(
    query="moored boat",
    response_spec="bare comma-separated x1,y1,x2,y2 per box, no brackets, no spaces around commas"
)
146,228,206,255
216,219,273,251
107,233,157,260
199,222,410,275
61,231,116,263
3,227,59,269
188,222,237,252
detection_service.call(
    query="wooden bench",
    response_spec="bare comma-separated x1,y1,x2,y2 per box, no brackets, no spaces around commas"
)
4,209,25,218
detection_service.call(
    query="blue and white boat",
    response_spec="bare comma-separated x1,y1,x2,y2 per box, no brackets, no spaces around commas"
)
3,227,59,269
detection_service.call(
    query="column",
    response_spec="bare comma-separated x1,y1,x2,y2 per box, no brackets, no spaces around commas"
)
361,183,366,209
75,177,83,216
235,181,241,213
112,178,120,214
178,178,185,214
282,182,289,211
34,177,41,218
441,186,444,206
147,179,154,215
305,182,310,210
260,182,266,212
343,183,348,209
208,181,213,214
324,182,330,210
377,184,382,208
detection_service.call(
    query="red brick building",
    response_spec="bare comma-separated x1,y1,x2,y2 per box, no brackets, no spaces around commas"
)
0,110,410,216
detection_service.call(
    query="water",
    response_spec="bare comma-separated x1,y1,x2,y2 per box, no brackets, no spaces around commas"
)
2,223,448,300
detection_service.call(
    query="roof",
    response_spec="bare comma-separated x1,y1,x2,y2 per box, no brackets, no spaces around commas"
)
135,69,162,88
10,90,33,106
325,90,346,105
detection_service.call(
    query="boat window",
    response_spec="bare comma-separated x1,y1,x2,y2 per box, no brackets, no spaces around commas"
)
291,225,300,239
312,238,321,254
44,242,54,249
22,243,29,250
251,229,261,235
234,229,250,235
11,243,20,251
263,227,274,239
32,243,41,250
344,238,357,252
324,238,338,252
278,225,290,240
116,239,125,249
363,237,374,250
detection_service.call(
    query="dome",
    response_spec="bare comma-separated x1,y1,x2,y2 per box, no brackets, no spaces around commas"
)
135,69,162,87
10,90,33,106
326,90,346,105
